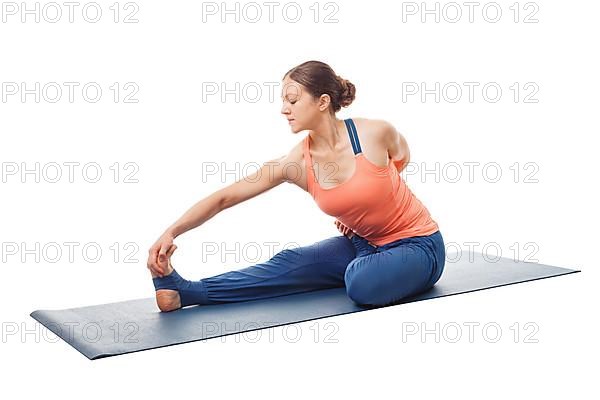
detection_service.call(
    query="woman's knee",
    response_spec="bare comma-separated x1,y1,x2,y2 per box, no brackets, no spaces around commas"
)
345,277,425,307
344,251,435,307
345,274,398,306
344,259,385,306
345,279,379,306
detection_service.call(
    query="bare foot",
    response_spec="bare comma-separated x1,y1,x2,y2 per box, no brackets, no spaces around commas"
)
153,246,182,312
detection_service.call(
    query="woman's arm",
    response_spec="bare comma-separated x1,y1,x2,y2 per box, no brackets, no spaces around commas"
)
148,145,300,277
382,121,410,173
164,153,292,239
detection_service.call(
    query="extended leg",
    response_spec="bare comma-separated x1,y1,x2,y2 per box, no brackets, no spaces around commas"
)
152,235,357,311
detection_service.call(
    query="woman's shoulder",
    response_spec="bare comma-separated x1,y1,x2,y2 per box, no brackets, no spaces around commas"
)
284,137,308,171
350,117,400,152
352,117,397,137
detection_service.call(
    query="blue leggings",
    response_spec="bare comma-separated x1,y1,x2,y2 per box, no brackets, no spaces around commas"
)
153,230,446,308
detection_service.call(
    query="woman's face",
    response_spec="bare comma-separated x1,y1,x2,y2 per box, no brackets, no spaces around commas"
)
280,75,329,133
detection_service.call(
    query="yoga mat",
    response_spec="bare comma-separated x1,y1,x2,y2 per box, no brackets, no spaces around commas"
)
30,251,580,360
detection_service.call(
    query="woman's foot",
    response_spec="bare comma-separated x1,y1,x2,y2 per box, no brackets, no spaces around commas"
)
152,246,182,312
156,288,181,312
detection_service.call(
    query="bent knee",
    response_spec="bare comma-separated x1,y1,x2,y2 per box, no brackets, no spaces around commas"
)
346,275,429,306
345,279,385,306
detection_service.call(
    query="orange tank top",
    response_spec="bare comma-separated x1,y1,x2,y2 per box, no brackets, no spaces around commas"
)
304,118,439,247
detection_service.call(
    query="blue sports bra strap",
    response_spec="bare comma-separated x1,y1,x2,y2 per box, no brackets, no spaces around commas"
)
344,118,362,155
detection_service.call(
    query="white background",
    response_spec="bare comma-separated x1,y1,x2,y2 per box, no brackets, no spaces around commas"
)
1,0,597,398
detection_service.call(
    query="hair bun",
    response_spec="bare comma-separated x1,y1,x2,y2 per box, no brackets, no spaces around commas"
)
337,76,356,108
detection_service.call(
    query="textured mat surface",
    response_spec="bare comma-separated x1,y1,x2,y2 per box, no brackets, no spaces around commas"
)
30,251,580,359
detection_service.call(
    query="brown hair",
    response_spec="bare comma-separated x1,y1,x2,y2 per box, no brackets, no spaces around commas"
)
283,60,356,113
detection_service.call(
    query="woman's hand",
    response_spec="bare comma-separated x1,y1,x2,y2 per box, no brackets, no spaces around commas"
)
147,233,177,277
334,219,355,239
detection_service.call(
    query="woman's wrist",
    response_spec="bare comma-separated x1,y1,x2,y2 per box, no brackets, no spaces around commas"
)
164,226,179,239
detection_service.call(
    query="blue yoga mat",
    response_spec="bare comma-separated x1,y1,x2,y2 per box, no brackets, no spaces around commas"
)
30,251,580,359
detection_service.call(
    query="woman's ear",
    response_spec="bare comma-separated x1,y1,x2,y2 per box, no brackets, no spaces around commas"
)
318,94,332,112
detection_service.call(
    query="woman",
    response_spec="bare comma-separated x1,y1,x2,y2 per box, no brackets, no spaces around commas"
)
148,60,446,312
